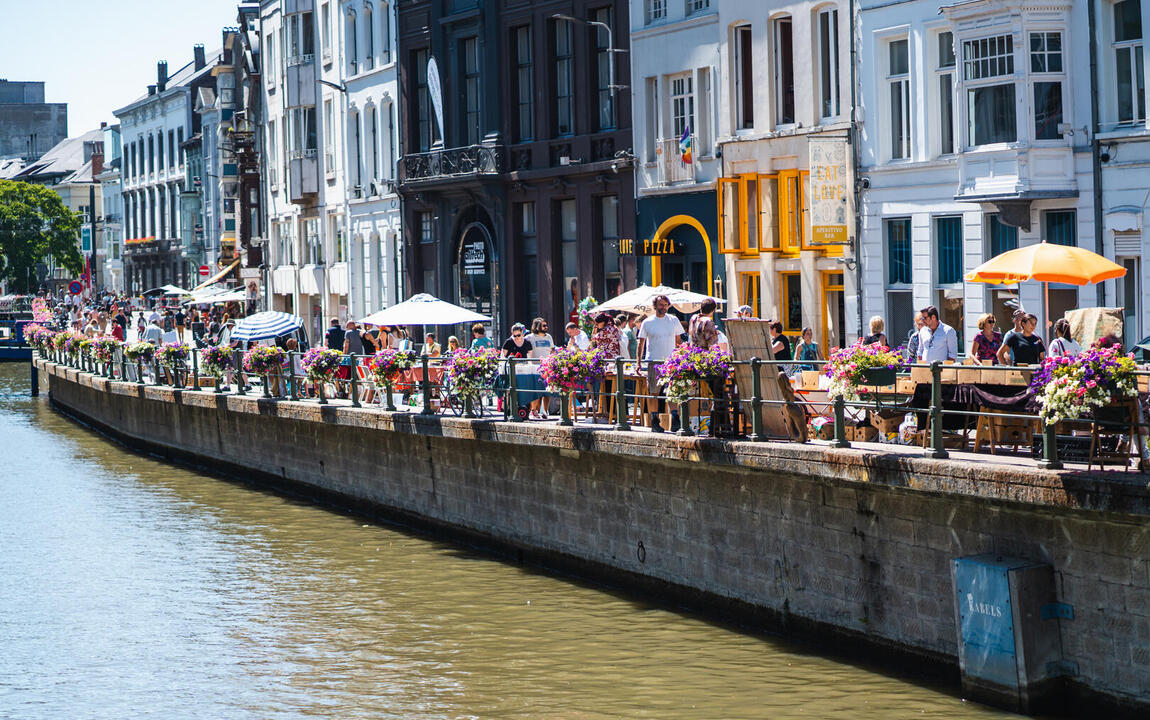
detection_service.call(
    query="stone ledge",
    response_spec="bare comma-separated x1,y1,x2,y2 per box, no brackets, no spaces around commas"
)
40,358,1150,517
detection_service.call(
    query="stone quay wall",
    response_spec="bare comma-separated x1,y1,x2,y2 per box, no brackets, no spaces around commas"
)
39,359,1150,713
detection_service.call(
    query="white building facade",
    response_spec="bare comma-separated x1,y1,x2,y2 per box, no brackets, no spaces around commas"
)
97,123,124,293
857,0,1095,351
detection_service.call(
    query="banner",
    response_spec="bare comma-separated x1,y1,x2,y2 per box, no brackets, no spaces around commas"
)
427,56,445,144
808,136,850,246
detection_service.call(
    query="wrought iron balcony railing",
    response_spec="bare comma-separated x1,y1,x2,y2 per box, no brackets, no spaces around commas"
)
401,144,506,181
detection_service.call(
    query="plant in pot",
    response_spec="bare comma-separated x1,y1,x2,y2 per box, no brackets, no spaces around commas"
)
1030,345,1138,426
157,342,190,386
93,336,120,376
368,348,416,410
301,347,344,403
244,345,288,397
201,345,234,392
824,339,904,402
444,347,500,417
539,347,609,423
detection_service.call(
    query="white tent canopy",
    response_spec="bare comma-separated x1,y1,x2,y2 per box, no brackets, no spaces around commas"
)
360,293,491,326
143,284,191,296
592,285,724,316
181,287,246,305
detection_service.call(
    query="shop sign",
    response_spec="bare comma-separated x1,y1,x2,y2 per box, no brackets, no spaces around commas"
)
808,136,850,246
619,236,677,257
458,226,493,317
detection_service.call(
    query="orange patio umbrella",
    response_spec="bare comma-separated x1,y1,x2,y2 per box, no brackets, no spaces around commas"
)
965,242,1126,333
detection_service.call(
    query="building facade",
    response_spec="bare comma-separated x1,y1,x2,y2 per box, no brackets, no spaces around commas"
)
96,123,124,293
115,48,218,293
856,0,1094,350
398,0,636,338
0,80,67,162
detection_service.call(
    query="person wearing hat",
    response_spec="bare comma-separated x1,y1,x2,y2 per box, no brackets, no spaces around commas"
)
736,304,755,320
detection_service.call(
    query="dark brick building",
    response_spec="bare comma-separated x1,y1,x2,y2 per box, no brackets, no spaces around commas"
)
397,0,635,338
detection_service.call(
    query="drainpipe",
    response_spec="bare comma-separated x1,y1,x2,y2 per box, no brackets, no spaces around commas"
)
1089,0,1105,306
849,0,864,340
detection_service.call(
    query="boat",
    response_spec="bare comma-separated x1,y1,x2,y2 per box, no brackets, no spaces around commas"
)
0,295,35,362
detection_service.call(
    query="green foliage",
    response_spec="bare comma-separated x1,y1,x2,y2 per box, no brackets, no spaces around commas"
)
0,179,84,292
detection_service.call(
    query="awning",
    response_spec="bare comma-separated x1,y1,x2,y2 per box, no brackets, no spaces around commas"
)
193,259,241,291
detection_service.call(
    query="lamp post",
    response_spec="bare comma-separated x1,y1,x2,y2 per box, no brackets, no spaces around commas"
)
551,13,628,100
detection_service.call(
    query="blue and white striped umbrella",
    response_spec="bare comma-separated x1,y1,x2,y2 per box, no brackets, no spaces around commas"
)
230,311,304,342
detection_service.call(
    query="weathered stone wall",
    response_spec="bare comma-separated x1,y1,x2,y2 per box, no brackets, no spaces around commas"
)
40,361,1150,713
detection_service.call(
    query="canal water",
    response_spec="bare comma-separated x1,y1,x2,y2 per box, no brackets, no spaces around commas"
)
0,364,1024,719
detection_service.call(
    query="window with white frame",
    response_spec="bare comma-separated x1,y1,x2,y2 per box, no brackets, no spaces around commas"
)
938,31,956,155
346,12,358,75
646,0,666,24
1115,0,1146,125
266,33,276,84
818,7,840,119
366,105,378,182
734,25,754,129
885,217,914,345
670,74,694,141
686,0,709,15
1031,32,1064,140
305,218,322,265
774,17,795,125
380,2,391,64
964,34,1016,145
268,120,278,187
323,99,335,171
321,3,331,61
289,107,317,156
645,76,659,160
888,38,910,159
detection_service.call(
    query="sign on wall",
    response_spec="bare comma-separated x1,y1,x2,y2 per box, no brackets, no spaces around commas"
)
808,136,850,246
618,236,676,257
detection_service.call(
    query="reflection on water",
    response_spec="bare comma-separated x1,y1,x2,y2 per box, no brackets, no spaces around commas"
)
0,365,1022,719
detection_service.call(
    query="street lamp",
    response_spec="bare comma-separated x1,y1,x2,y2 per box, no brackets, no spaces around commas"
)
551,13,628,98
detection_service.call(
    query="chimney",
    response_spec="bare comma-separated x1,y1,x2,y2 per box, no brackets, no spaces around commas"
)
91,142,104,177
157,61,168,92
100,121,107,129
147,84,156,96
194,44,206,71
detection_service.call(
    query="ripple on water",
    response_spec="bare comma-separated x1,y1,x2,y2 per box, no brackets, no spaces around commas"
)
0,365,1027,719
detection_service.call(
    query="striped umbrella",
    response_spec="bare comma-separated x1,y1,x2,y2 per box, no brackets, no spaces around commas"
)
229,311,304,342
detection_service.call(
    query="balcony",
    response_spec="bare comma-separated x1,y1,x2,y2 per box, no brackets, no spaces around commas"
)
400,144,506,182
656,136,696,185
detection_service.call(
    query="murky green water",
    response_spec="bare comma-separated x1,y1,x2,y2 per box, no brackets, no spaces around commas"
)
0,364,1025,719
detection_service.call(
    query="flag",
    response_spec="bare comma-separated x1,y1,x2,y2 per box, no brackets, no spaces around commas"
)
679,125,692,164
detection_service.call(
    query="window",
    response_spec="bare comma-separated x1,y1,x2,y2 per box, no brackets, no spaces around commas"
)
351,112,362,187
414,48,432,151
321,3,331,60
687,0,710,15
334,220,346,264
1031,32,1064,140
987,213,1018,257
818,8,840,119
157,131,164,169
386,102,396,179
380,3,391,64
1044,209,1076,246
739,272,761,319
366,105,378,181
266,33,276,83
938,32,956,155
289,107,317,155
346,13,358,75
560,199,577,311
148,135,154,173
1115,0,1145,124
601,195,620,299
646,0,666,24
268,119,278,186
888,38,910,159
324,99,334,171
774,18,795,125
168,130,175,169
781,272,802,332
305,218,322,265
670,74,694,142
886,218,912,285
734,25,754,129
964,35,1016,145
936,216,963,285
177,127,183,161
513,26,533,142
645,76,659,161
518,203,537,317
364,6,374,70
778,170,805,253
554,21,574,136
594,8,615,131
419,212,433,243
462,37,480,144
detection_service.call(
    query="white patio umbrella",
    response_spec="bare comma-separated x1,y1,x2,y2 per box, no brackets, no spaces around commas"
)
592,285,725,316
230,311,304,342
360,293,491,326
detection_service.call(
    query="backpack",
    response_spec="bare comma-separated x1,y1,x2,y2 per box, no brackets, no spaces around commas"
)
689,314,719,348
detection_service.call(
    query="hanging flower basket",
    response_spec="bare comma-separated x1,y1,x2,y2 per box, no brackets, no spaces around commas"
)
657,344,733,406
1030,346,1138,425
302,347,343,382
243,345,286,375
539,347,608,393
368,348,416,386
125,342,156,362
157,342,190,368
445,348,500,404
202,345,233,378
824,340,904,402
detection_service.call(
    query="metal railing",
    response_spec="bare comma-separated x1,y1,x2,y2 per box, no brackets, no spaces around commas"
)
36,346,1150,472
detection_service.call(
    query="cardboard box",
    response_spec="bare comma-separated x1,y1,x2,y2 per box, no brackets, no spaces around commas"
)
896,377,917,395
848,424,878,442
956,366,983,384
869,409,906,435
910,366,932,384
1138,375,1150,393
801,370,821,390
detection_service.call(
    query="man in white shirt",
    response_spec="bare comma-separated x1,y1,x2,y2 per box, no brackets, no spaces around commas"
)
637,295,683,433
565,322,590,350
916,305,958,364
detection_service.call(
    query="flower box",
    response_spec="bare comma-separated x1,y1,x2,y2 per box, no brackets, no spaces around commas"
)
861,367,896,387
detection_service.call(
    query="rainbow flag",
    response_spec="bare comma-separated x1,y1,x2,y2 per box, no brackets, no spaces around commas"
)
679,125,692,164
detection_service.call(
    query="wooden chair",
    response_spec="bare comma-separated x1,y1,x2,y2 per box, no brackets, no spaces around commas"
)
1089,399,1142,472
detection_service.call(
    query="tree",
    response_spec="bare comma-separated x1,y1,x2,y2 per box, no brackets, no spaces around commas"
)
0,179,84,293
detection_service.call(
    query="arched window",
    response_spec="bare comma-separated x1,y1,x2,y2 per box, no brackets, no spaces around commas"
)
364,5,375,70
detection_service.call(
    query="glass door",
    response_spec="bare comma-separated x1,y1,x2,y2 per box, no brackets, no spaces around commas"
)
821,271,845,356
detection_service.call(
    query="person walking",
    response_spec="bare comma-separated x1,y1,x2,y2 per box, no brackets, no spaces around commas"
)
969,314,1002,364
917,305,959,364
325,318,345,351
1048,318,1081,359
175,307,186,342
637,295,682,433
342,321,365,400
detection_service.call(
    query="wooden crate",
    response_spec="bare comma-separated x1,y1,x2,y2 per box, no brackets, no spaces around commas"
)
801,370,821,390
848,424,878,442
896,377,917,395
956,366,983,384
910,366,932,384
869,410,905,435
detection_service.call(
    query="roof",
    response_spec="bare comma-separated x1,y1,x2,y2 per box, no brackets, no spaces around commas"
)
11,128,103,183
113,48,223,116
0,157,26,180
